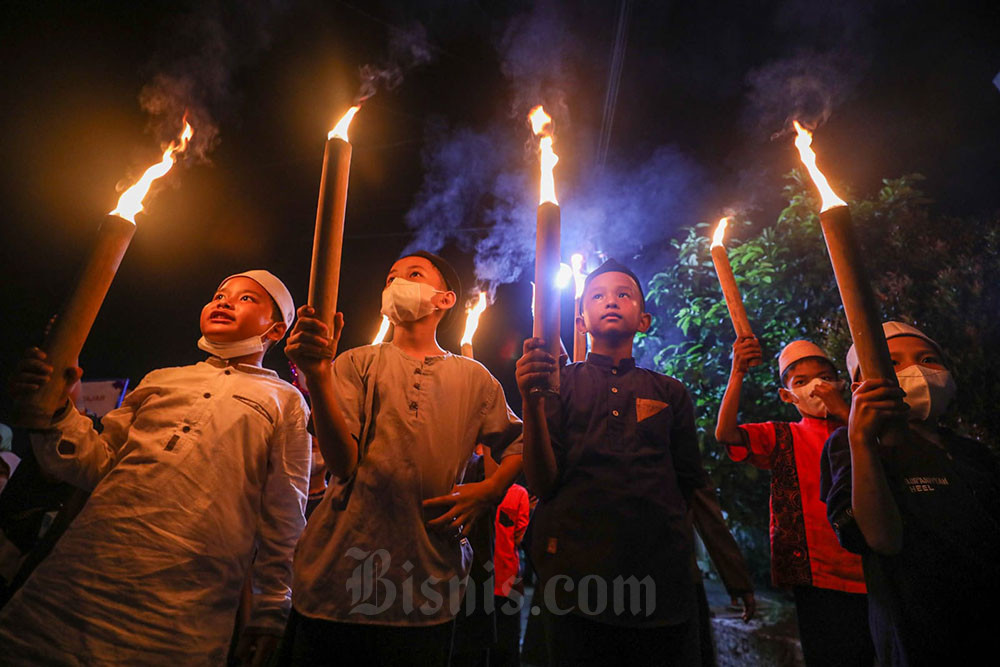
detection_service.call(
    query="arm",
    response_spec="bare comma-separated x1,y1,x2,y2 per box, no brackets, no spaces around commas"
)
715,336,761,444
689,485,754,598
515,337,560,497
847,379,908,555
670,384,709,503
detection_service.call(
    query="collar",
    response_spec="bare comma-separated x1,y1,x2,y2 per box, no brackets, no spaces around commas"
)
203,356,279,378
386,341,452,364
586,352,636,373
797,414,843,431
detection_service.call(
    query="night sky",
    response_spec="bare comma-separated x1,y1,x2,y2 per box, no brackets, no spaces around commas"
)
2,0,998,410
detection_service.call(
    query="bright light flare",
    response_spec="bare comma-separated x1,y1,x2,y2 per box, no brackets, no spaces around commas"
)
570,253,587,299
529,105,559,206
460,292,489,347
371,314,391,344
711,217,729,248
792,121,847,212
556,262,573,290
329,106,361,142
109,118,193,224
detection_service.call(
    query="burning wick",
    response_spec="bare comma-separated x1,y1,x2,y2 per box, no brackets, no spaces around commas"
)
460,292,489,358
555,263,573,290
709,217,755,341
529,106,559,206
329,105,361,141
792,121,846,212
372,315,391,345
110,118,193,223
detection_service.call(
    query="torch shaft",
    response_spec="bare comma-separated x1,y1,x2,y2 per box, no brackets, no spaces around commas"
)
711,246,754,338
573,297,587,362
819,206,896,383
533,202,561,390
308,137,352,330
15,215,136,427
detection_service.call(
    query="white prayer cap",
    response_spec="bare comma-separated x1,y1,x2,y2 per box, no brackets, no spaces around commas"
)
219,270,295,330
846,321,942,381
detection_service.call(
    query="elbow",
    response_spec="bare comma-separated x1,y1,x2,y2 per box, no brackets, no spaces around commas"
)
866,532,903,556
715,427,740,446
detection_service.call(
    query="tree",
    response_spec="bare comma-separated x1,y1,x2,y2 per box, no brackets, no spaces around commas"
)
638,171,1000,584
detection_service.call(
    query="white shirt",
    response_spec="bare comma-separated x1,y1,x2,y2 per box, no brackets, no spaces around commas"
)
292,343,523,627
0,358,311,666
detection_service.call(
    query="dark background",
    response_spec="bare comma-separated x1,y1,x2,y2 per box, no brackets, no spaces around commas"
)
1,0,998,412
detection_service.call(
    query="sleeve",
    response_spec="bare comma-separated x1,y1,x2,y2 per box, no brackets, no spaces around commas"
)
729,422,778,470
248,396,311,632
670,383,709,502
513,485,531,544
819,427,868,555
329,350,367,442
689,484,754,596
29,379,149,491
478,374,524,461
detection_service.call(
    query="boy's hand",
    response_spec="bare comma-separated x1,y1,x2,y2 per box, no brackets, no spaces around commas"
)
731,336,763,374
423,480,502,537
732,592,757,622
285,306,343,377
848,379,908,448
516,338,557,400
811,380,850,423
8,347,82,406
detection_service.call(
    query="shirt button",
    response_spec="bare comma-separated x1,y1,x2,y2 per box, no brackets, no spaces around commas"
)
203,392,211,399
224,370,231,375
611,387,618,393
409,401,418,410
612,410,620,417
414,383,421,389
611,369,618,375
182,426,191,433
413,368,421,375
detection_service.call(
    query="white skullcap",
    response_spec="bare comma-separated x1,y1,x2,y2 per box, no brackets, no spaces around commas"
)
846,321,942,381
219,270,295,331
778,340,833,379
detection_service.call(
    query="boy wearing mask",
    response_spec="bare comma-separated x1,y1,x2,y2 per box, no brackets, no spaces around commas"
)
715,338,872,666
282,251,523,666
0,271,311,666
516,259,707,667
821,322,1000,666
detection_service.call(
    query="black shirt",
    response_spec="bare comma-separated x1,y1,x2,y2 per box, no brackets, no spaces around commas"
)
529,353,707,627
820,426,1000,666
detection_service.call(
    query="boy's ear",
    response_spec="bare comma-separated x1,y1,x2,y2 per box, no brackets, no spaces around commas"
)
778,387,797,404
637,311,652,334
264,321,287,344
434,290,457,311
575,315,589,334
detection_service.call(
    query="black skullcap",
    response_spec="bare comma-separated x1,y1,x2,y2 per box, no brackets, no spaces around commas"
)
399,250,463,325
581,259,645,313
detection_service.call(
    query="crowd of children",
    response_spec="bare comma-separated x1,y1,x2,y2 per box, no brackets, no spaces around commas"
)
1,251,997,667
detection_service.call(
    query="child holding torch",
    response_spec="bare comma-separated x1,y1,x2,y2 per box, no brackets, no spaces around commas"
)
714,337,873,666
0,270,311,666
820,322,1000,666
516,259,708,666
280,251,523,666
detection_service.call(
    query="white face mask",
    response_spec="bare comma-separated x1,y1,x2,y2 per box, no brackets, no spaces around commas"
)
380,278,443,325
896,365,956,422
197,324,277,360
788,378,841,418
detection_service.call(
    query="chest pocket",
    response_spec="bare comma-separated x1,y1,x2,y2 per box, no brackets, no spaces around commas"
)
635,396,673,451
233,394,275,425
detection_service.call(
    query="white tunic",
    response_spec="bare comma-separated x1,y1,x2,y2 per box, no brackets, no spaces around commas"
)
0,358,311,666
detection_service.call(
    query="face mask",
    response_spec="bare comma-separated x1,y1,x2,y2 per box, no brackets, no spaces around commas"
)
896,365,956,422
788,378,840,418
381,278,443,325
198,324,277,360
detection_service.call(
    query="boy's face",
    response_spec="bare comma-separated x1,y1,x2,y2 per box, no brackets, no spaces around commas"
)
200,276,283,343
888,335,946,374
577,271,651,341
783,358,837,390
384,256,455,313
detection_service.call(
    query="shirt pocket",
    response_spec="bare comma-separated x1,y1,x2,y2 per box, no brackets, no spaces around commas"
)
635,398,674,451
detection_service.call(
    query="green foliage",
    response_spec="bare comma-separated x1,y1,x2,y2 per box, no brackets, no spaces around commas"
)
638,170,1000,586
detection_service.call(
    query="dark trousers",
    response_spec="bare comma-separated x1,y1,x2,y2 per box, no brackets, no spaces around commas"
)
543,609,700,667
793,585,875,667
278,607,454,667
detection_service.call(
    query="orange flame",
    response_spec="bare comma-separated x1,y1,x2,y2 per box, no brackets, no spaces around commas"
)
570,253,587,299
460,292,489,347
329,106,361,142
792,121,846,212
711,217,729,248
529,105,559,206
371,314,391,345
109,118,193,224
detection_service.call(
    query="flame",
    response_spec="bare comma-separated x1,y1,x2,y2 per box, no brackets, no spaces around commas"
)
329,106,361,142
109,118,193,224
529,105,559,206
556,262,573,290
792,121,846,212
570,253,587,299
371,314,391,345
711,217,729,248
460,292,489,347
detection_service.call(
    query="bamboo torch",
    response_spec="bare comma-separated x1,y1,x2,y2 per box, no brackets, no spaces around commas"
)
529,106,561,391
570,253,587,362
460,292,488,359
14,120,193,428
710,218,755,340
308,106,359,337
792,121,897,388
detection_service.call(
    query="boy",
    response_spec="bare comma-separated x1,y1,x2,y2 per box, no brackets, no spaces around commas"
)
516,259,707,667
820,322,1000,666
282,251,523,666
0,270,311,666
715,337,871,666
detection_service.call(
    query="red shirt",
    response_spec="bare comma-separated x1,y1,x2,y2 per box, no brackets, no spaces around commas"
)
493,483,530,597
728,417,865,593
